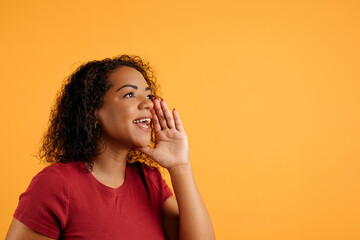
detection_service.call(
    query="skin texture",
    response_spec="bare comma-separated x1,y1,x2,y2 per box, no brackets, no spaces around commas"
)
6,66,215,240
6,219,55,240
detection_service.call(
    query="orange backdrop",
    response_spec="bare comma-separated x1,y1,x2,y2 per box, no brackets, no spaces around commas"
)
1,0,359,239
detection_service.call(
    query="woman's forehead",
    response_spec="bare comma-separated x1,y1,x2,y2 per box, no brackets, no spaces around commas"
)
109,66,148,88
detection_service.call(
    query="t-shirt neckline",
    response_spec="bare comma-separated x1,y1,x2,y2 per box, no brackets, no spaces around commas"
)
79,161,131,194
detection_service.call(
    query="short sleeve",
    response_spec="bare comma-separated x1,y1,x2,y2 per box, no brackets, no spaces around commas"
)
144,165,173,204
14,166,69,239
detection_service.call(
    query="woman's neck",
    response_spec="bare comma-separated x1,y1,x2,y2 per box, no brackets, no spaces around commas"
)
90,141,130,188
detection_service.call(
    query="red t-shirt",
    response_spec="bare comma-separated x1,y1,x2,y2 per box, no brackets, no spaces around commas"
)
14,161,173,239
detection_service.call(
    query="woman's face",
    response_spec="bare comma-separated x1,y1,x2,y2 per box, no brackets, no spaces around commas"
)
95,66,154,149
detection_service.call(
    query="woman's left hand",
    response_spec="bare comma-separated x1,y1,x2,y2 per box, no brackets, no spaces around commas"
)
134,98,190,170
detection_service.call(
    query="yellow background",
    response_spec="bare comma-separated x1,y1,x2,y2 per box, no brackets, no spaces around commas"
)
1,0,359,239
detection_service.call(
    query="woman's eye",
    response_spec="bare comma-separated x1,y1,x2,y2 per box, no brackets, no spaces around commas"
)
124,92,154,100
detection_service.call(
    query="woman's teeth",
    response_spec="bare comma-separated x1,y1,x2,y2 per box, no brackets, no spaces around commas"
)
133,118,152,132
133,118,151,124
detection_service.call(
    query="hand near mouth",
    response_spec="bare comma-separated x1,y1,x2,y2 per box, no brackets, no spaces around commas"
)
134,98,190,171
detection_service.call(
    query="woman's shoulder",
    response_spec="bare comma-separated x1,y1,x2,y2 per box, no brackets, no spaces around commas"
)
50,161,87,173
32,161,87,185
20,161,89,201
129,161,170,196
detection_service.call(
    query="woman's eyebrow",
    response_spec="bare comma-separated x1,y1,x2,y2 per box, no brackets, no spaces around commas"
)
117,84,151,91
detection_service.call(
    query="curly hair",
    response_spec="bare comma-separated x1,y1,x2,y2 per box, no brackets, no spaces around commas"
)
37,54,161,171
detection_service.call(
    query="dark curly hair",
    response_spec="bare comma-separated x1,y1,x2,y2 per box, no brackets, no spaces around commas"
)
37,54,161,171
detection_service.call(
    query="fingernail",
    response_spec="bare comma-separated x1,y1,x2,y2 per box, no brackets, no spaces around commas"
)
153,97,157,101
161,99,164,102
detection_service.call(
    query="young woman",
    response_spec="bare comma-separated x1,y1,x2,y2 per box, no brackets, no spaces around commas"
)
6,55,215,240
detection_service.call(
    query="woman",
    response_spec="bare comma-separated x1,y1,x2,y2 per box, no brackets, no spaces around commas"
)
6,55,215,239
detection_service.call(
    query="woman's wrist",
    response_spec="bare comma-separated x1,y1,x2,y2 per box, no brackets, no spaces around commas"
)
167,161,192,176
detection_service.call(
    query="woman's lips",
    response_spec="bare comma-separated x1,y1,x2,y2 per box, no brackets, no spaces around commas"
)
134,122,151,132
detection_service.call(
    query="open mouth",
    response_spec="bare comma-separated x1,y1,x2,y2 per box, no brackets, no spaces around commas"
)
133,117,152,131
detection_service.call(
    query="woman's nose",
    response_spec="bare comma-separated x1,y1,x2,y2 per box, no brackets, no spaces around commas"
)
138,96,154,110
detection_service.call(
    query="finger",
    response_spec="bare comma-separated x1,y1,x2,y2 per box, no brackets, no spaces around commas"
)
173,108,184,132
160,99,175,129
150,107,161,132
153,98,168,129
